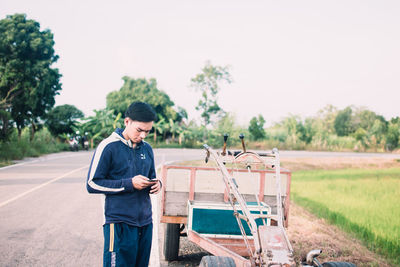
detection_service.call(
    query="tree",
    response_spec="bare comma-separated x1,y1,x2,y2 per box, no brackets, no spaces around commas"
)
354,127,369,149
248,115,266,141
176,122,193,145
334,107,354,136
353,108,387,133
391,117,400,125
297,118,315,144
281,115,300,143
310,105,338,143
0,109,13,140
176,106,188,123
152,117,166,143
277,115,315,145
80,108,123,145
168,118,182,142
369,119,386,145
90,109,121,135
0,14,62,140
203,113,243,147
386,122,399,151
353,109,378,131
190,61,232,127
106,76,184,123
45,104,84,136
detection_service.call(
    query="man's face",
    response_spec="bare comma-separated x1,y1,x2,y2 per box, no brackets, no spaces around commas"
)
123,118,153,143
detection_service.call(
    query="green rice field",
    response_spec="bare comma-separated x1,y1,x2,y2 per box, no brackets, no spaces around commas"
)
291,168,400,266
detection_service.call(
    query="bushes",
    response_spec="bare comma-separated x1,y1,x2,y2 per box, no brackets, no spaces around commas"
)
309,135,356,151
0,128,68,163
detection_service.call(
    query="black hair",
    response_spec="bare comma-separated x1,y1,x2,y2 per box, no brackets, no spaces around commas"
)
125,102,156,122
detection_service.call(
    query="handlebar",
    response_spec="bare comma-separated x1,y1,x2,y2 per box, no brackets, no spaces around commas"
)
228,150,274,157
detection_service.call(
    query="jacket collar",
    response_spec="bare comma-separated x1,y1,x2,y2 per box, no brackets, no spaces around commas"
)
113,128,143,149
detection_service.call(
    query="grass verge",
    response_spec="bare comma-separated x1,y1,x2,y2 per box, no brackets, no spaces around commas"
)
0,128,68,167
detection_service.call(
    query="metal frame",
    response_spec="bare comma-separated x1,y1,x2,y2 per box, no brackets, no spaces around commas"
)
203,145,295,266
159,147,295,266
188,229,252,267
160,165,292,226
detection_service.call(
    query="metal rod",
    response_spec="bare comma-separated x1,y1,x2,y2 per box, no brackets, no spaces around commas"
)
239,134,246,153
272,148,293,253
246,165,267,226
203,144,262,255
222,134,228,156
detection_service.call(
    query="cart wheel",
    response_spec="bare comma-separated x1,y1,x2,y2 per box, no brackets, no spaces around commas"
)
164,223,180,261
322,262,357,267
199,256,236,267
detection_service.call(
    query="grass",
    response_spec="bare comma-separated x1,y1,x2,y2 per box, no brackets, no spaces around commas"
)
0,128,69,166
291,168,400,266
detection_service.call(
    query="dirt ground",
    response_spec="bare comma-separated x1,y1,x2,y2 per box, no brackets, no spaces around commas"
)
163,202,394,267
162,156,399,267
281,156,400,171
176,155,400,172
288,202,392,267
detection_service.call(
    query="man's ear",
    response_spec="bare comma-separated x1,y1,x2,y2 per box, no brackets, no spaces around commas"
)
124,118,130,126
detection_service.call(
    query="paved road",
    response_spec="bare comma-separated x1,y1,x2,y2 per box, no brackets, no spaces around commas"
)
0,149,203,267
0,148,398,267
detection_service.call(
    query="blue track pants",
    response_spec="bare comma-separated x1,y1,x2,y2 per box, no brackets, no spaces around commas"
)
103,222,153,267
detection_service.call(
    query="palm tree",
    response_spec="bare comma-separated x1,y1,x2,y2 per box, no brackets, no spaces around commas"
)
80,109,122,146
168,118,182,142
153,117,166,143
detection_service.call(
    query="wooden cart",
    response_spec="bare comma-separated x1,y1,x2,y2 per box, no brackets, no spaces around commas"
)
159,153,292,266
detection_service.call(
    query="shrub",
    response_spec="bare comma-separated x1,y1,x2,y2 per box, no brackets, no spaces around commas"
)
0,128,68,163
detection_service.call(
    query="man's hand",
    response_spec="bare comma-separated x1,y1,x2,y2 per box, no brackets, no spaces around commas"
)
150,179,161,194
132,175,157,190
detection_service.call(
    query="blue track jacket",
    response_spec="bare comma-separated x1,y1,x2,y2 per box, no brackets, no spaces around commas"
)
86,128,156,227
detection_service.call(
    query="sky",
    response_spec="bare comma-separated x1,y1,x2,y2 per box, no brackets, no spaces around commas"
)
1,0,400,126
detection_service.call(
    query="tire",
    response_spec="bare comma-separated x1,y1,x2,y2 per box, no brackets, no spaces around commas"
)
164,223,180,261
322,262,357,267
199,256,236,267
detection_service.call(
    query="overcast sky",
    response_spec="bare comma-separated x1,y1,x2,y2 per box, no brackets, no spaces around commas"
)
2,0,400,126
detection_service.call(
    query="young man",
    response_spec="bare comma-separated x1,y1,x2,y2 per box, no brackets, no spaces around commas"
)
86,102,161,267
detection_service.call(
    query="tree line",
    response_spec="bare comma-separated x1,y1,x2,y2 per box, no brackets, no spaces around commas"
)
0,14,61,141
1,14,399,154
249,105,400,152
